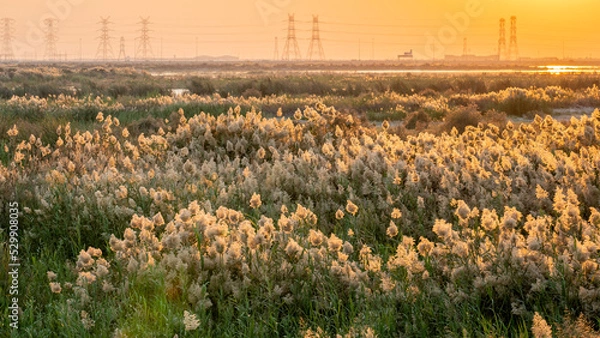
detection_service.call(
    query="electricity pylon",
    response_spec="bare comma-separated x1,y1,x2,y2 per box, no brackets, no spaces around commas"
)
307,15,325,60
96,17,114,60
0,18,15,61
282,14,301,60
135,17,153,60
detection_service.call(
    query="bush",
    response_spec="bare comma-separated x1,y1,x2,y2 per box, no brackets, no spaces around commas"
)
389,79,412,95
441,105,483,134
404,110,431,130
188,77,215,96
241,87,262,98
23,83,66,98
128,82,168,98
127,116,167,137
107,84,132,98
500,88,548,116
0,84,13,99
455,77,487,94
418,88,440,98
481,109,508,129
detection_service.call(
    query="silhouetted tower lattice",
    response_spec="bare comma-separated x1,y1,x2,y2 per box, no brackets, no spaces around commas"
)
135,17,153,60
282,14,301,60
273,37,279,60
118,37,126,60
498,18,506,60
307,15,325,60
462,37,468,56
508,16,518,61
44,18,59,60
96,17,114,60
1,18,15,61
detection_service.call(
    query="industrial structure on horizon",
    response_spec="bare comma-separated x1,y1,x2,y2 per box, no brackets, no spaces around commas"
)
444,16,519,62
397,50,413,60
0,13,594,62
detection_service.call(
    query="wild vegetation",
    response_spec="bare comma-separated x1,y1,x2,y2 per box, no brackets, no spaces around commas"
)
2,66,600,146
1,66,600,337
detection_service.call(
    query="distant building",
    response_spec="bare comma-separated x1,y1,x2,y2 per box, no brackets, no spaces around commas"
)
398,50,413,60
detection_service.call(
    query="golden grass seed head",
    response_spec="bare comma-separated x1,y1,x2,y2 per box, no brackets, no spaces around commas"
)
183,310,200,331
328,234,343,252
346,200,358,216
532,312,553,338
308,229,324,247
417,237,434,257
285,238,303,259
249,193,262,209
278,215,294,233
49,282,62,294
391,208,402,219
47,271,57,281
432,219,452,240
335,209,345,220
76,250,94,270
386,221,399,238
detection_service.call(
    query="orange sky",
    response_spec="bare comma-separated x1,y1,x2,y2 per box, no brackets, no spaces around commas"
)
3,0,599,60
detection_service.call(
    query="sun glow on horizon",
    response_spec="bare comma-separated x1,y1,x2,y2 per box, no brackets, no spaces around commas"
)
540,65,600,75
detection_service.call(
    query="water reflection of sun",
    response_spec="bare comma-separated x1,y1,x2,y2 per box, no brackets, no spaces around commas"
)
541,65,599,75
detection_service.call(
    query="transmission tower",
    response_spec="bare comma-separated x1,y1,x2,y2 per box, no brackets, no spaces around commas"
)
118,36,126,60
508,16,518,61
462,37,468,57
96,17,114,60
282,14,301,61
0,18,15,61
498,18,506,60
307,15,325,61
44,18,59,60
273,37,279,60
135,17,153,60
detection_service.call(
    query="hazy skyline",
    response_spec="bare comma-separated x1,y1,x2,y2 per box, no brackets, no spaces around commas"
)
2,0,599,60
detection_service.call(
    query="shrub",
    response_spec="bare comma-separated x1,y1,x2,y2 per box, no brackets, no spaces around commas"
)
455,77,487,94
481,109,508,129
441,105,483,134
128,82,168,98
499,87,549,116
188,77,215,96
241,87,262,98
127,116,167,137
0,84,13,99
107,84,132,98
403,110,431,130
389,79,412,95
